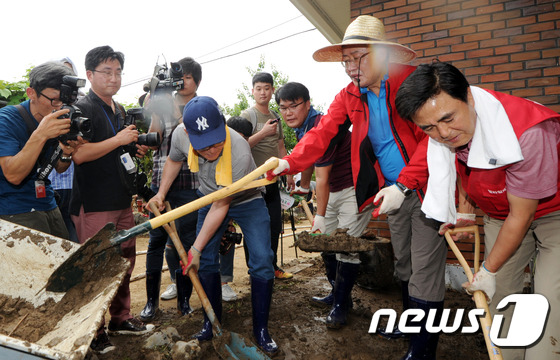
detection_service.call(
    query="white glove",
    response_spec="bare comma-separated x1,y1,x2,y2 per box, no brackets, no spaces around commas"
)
439,213,476,237
311,215,325,233
291,186,309,196
266,158,290,180
462,261,496,303
372,185,405,217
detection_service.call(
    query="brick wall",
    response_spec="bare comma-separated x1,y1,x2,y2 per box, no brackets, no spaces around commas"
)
358,0,559,267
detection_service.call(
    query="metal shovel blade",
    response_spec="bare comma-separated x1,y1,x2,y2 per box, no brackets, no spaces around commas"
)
45,223,120,292
214,331,272,360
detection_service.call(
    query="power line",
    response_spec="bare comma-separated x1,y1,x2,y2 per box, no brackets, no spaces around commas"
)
122,27,317,89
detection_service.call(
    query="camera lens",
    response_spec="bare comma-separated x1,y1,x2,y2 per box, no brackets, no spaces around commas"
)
137,132,161,147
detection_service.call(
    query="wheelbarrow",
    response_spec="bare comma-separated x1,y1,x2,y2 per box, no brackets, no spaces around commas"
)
444,226,503,360
45,158,279,293
150,202,271,360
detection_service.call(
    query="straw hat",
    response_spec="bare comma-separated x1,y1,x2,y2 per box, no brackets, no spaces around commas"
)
313,15,416,64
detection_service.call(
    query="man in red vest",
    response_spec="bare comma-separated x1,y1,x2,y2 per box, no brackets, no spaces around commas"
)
378,61,560,360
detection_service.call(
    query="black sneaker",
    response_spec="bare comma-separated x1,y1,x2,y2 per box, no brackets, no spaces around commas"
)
108,317,154,336
90,331,115,354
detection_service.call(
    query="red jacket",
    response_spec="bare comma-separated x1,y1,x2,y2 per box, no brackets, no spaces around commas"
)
399,88,560,220
286,64,426,211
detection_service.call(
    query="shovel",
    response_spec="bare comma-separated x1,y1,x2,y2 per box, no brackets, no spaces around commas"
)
153,202,271,360
45,158,279,293
444,226,503,360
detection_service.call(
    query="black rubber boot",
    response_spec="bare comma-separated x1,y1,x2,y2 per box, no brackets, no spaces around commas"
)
400,297,444,360
192,272,221,342
378,280,410,339
311,252,337,307
251,276,279,356
326,262,359,329
176,269,194,316
140,270,161,321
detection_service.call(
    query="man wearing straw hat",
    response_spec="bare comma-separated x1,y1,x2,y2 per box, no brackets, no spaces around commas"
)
267,15,446,359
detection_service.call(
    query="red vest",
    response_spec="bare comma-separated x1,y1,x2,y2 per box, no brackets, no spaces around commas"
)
458,89,560,220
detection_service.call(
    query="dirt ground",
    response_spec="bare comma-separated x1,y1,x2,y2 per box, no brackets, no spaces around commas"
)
92,217,489,360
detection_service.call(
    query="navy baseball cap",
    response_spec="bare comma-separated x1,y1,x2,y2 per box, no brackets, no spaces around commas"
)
183,96,226,150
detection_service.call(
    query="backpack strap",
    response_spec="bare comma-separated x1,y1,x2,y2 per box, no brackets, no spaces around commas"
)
15,104,38,136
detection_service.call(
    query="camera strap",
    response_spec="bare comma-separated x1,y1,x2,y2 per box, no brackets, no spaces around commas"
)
15,104,59,181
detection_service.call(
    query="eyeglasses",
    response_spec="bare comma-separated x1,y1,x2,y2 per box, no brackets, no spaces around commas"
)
341,52,370,68
92,69,124,78
279,101,305,113
198,141,225,152
38,92,63,107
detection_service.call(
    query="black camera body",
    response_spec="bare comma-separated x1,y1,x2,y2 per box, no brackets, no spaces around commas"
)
143,62,184,96
58,76,92,143
122,107,161,150
219,230,243,255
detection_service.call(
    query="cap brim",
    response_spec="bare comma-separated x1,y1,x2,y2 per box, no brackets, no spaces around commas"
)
188,125,226,150
313,41,417,64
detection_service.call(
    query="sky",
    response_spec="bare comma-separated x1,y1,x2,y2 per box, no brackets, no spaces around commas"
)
0,0,350,112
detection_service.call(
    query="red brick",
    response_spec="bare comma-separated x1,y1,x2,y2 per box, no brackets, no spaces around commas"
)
547,104,560,113
436,19,462,31
368,9,395,19
424,46,451,56
398,35,422,44
461,0,490,9
465,66,493,75
512,69,543,79
528,95,560,104
476,3,504,14
506,16,536,27
505,0,538,11
351,0,371,8
480,38,509,47
465,15,492,25
453,59,481,68
449,25,477,36
421,0,448,10
495,80,527,90
480,73,509,83
493,27,523,39
396,19,421,30
544,67,560,76
452,42,480,52
510,51,541,61
384,0,407,10
511,88,544,97
545,86,560,95
543,49,560,59
448,8,476,20
385,13,408,24
525,21,556,33
399,4,423,16
437,52,466,62
538,11,560,21
526,58,558,69
466,48,495,58
421,14,447,25
411,41,436,50
477,20,506,31
386,29,409,39
494,44,524,55
526,39,557,50
528,77,559,87
378,229,392,238
510,33,541,44
384,24,396,33
409,24,435,35
434,3,461,14
437,36,464,46
480,55,510,65
494,62,524,72
423,30,449,40
467,74,481,84
464,31,493,42
492,9,522,21
523,4,555,16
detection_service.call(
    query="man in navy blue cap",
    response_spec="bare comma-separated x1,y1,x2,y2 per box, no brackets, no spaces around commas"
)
149,96,278,356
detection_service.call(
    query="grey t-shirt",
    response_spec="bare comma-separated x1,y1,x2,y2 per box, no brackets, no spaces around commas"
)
169,123,262,205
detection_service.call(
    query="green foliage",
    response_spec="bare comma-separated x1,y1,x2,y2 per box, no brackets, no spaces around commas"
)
0,68,31,108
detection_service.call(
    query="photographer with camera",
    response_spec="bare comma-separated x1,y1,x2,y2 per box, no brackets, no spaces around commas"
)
0,61,82,238
140,57,201,321
69,45,152,354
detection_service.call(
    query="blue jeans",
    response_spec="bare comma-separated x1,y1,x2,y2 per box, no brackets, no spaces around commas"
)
145,187,198,280
198,197,274,281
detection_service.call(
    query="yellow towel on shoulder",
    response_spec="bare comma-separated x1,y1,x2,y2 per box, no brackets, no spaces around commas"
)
187,127,232,186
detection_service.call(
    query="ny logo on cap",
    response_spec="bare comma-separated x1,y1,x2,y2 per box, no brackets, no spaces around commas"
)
196,116,209,131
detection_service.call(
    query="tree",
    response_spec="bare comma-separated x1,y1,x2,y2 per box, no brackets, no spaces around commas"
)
0,68,31,108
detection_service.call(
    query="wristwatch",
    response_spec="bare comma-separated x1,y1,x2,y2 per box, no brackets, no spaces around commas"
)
395,182,413,196
60,155,72,163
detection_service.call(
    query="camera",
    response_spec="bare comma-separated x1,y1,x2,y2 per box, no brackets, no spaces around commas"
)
143,62,184,96
123,107,161,148
58,76,92,144
219,230,243,255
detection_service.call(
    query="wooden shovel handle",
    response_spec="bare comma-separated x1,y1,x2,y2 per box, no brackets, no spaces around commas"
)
149,202,222,335
445,226,502,360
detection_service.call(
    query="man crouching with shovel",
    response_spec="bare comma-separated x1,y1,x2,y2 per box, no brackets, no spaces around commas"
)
148,96,279,356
